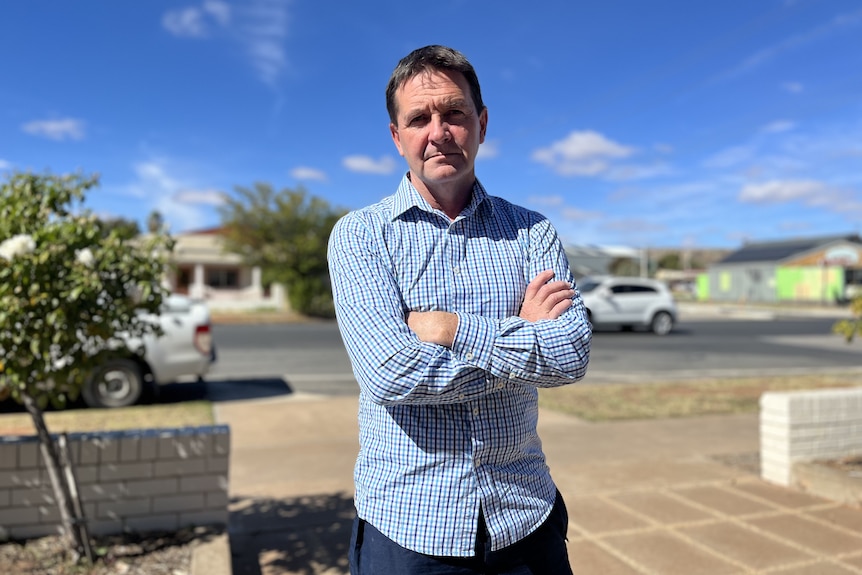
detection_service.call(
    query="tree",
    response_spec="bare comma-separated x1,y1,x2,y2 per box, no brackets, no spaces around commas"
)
609,257,640,277
218,183,346,317
833,295,862,343
147,210,165,234
97,215,141,240
0,172,173,560
657,252,682,270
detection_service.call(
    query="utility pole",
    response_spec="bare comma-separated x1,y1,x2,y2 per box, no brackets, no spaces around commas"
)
640,247,648,278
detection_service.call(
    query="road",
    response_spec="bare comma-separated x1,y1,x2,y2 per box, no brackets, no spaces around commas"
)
200,317,862,398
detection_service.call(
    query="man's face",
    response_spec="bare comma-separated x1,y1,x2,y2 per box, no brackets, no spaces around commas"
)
390,69,487,195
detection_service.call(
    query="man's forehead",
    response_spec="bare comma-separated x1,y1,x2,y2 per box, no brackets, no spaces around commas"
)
396,70,472,106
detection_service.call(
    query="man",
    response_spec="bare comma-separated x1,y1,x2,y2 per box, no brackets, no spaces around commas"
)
327,45,592,574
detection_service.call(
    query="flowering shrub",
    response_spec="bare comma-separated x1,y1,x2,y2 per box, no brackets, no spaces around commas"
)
0,172,174,409
0,233,36,260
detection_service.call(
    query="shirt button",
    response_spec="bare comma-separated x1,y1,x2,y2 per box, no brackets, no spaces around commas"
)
475,458,481,467
473,408,480,416
509,371,516,379
497,382,505,389
453,266,460,274
459,394,465,400
466,352,474,360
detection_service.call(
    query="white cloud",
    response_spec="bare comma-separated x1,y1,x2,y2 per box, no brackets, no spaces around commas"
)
561,207,602,222
239,0,290,87
203,1,231,25
342,155,398,175
163,0,288,87
738,179,826,203
702,145,756,169
0,159,12,170
762,120,796,133
163,1,230,37
173,188,226,206
476,140,499,160
604,163,673,182
124,160,214,231
527,195,565,208
22,118,86,141
714,9,862,82
782,82,804,93
291,166,328,181
532,130,634,177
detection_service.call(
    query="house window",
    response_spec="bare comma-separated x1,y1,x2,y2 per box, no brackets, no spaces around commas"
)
207,268,239,288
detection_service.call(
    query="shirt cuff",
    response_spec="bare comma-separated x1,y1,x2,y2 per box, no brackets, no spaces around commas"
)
452,312,496,371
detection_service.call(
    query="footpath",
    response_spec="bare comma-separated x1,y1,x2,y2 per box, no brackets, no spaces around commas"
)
213,394,862,575
200,301,861,575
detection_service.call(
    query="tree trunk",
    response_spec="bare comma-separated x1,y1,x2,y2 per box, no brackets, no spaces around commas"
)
21,391,88,561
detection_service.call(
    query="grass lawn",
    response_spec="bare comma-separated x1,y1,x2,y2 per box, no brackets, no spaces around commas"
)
0,401,215,436
539,373,861,422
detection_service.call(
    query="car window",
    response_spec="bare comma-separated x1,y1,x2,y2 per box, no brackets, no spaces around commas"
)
578,280,600,293
610,284,657,295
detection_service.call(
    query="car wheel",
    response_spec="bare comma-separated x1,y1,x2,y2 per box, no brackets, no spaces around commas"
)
82,358,144,408
650,312,673,336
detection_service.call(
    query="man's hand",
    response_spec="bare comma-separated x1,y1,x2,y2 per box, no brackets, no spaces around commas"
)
407,310,458,348
519,270,574,322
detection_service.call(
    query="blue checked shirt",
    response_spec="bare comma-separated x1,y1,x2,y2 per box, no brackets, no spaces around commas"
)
327,175,592,557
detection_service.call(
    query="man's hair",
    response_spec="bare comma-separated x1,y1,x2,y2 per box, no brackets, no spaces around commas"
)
385,45,485,124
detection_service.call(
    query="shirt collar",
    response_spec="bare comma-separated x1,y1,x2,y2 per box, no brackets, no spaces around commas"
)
390,173,491,221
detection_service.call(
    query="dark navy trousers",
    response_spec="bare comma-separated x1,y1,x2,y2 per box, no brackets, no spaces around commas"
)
348,491,573,575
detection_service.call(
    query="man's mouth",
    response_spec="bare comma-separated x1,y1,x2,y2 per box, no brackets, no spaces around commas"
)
426,151,457,160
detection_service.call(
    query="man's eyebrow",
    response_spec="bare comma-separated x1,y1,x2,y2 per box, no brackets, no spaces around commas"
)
402,98,471,119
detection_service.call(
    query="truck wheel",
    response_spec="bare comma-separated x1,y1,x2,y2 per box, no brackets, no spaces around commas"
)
83,359,144,408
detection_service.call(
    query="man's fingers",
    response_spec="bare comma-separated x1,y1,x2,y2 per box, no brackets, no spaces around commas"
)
520,270,577,321
549,297,573,319
525,270,556,299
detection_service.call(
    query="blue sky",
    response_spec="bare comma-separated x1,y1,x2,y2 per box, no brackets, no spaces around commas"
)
2,0,861,249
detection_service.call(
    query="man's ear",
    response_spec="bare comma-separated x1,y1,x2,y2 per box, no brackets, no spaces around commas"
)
390,123,404,156
479,108,488,144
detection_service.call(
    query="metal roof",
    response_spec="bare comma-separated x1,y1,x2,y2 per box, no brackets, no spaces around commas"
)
717,234,862,264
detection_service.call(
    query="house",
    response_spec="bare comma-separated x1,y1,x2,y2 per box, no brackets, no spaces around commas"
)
163,227,286,311
699,234,862,304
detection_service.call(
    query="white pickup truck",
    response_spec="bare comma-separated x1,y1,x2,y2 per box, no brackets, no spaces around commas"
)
81,295,216,408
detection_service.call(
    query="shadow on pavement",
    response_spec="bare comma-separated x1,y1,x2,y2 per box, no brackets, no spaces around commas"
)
229,492,355,575
155,377,295,404
0,377,295,415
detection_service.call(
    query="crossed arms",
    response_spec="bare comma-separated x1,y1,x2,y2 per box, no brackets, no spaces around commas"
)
327,212,592,406
406,269,576,346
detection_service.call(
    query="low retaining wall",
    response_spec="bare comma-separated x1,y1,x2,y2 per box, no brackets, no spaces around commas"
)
0,425,229,541
761,387,862,487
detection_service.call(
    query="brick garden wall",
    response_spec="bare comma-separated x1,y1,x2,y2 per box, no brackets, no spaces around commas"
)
0,425,229,541
761,388,862,486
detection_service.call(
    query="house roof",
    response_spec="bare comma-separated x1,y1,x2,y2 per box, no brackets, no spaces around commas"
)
717,234,862,264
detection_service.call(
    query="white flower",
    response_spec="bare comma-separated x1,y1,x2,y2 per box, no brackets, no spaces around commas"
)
75,248,95,267
0,234,36,261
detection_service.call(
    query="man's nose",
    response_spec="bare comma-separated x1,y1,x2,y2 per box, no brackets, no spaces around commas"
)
429,115,451,143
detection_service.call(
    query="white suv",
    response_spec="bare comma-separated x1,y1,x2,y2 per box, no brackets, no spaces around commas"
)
577,276,677,335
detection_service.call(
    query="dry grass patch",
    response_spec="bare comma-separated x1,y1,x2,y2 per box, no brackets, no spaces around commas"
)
539,373,861,422
0,401,215,436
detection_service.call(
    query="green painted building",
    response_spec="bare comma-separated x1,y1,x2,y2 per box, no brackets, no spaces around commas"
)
699,234,862,304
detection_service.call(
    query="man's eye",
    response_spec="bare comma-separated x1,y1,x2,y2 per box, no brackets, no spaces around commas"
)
408,116,426,126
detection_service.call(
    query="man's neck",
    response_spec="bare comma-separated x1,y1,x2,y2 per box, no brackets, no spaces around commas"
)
409,174,474,220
